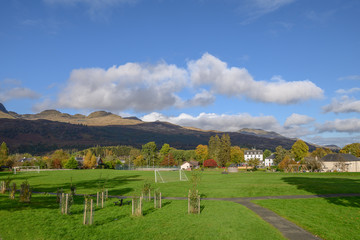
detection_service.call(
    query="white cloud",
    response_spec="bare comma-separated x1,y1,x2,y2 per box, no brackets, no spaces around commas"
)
51,53,324,112
338,75,360,81
142,111,315,138
336,88,360,94
142,112,279,132
284,113,315,127
317,118,360,133
188,53,324,104
323,96,360,114
305,135,360,148
57,62,188,112
0,79,39,102
183,89,216,107
240,0,295,24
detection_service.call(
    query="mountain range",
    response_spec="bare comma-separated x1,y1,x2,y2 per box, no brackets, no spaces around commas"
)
0,103,326,154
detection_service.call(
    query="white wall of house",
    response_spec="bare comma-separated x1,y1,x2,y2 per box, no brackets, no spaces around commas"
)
244,150,263,163
264,158,274,166
181,162,192,170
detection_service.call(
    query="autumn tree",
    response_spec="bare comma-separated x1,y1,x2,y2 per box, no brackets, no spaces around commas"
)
311,148,332,159
291,139,309,163
274,146,290,165
248,158,260,169
134,155,146,167
340,143,360,157
278,155,297,172
230,146,244,164
195,144,208,164
160,152,176,166
51,149,69,169
203,159,217,168
83,151,96,169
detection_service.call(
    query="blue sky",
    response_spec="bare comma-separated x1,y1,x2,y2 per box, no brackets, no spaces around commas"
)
1,0,360,147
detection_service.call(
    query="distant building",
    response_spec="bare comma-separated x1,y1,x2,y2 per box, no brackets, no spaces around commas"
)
244,149,264,163
181,162,192,171
321,153,360,172
265,154,275,167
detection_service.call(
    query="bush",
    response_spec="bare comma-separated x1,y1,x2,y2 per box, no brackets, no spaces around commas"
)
203,159,217,168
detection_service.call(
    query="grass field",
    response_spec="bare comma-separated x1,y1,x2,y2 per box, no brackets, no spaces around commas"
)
0,170,360,239
254,197,360,240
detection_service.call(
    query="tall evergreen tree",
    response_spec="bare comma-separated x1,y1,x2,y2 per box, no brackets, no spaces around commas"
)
218,134,231,167
208,135,220,162
0,142,9,161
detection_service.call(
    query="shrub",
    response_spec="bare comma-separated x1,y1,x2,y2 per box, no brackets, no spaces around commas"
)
203,159,218,168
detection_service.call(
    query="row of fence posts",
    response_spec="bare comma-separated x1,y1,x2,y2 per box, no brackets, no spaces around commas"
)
55,187,200,225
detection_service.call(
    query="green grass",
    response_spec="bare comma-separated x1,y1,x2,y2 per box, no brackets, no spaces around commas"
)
0,195,285,240
1,170,360,239
1,170,360,198
254,197,360,240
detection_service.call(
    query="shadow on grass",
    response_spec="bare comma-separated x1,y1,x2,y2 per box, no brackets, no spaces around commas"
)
31,175,141,196
282,177,360,208
162,201,171,208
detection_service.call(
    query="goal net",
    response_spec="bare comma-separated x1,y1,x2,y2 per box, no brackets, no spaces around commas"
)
13,166,40,174
155,169,188,183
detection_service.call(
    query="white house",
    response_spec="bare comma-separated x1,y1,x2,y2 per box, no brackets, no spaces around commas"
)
265,154,275,167
244,149,264,163
181,161,192,170
321,153,360,172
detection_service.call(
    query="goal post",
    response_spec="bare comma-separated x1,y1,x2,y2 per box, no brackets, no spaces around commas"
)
154,169,188,183
13,166,40,174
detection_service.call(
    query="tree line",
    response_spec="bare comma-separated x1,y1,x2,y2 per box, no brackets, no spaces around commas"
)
0,139,359,170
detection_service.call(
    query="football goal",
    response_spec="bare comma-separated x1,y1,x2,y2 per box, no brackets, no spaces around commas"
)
13,166,40,174
155,169,188,183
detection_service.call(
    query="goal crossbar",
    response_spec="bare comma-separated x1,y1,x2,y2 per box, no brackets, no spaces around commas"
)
13,166,40,174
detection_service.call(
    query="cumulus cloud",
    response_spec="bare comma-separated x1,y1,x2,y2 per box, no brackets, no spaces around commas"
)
142,112,279,132
240,0,295,24
52,53,323,112
188,53,324,104
183,90,216,108
323,96,360,114
57,62,188,112
0,79,39,102
317,118,360,133
141,111,314,138
284,113,315,127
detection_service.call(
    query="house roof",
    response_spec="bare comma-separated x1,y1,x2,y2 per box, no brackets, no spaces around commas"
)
189,160,199,166
321,153,359,162
265,154,276,160
244,150,263,154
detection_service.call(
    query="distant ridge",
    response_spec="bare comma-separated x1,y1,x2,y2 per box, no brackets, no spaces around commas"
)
239,128,287,139
0,105,317,154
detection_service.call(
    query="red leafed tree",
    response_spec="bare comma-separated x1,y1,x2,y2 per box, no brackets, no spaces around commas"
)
161,153,177,166
204,159,217,168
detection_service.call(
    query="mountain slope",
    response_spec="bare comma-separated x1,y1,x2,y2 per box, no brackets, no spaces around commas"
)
0,118,313,154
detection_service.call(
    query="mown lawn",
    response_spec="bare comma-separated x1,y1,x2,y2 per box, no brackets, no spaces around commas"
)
254,197,360,240
1,170,360,198
1,170,360,240
0,194,285,240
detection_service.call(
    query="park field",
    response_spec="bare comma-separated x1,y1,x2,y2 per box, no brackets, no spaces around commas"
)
0,169,360,239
